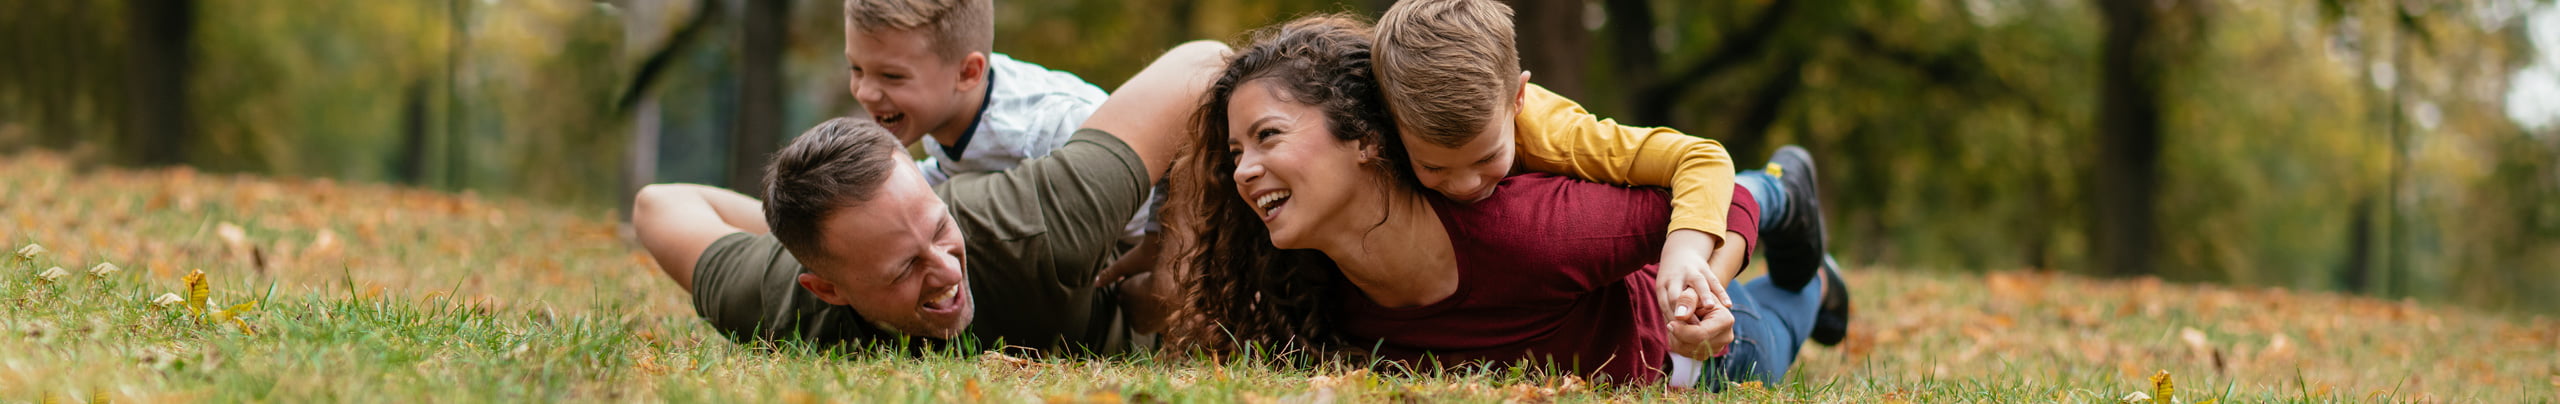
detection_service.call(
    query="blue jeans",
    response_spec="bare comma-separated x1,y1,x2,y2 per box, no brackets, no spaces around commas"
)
1700,275,1824,388
1702,168,1823,388
1735,169,1787,227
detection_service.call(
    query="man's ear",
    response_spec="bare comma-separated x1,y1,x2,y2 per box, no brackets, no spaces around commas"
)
956,52,990,93
798,273,853,306
1512,70,1533,112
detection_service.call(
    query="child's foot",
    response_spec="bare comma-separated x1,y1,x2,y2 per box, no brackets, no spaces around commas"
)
1811,254,1852,346
1764,145,1828,291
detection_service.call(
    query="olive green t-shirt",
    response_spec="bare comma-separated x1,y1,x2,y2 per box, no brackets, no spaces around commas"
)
689,129,1148,355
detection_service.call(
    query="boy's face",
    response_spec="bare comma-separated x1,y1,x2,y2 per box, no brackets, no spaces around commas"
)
1402,117,1516,203
845,25,986,145
1401,72,1532,204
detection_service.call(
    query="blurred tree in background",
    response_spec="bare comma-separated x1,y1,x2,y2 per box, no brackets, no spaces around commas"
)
1,0,2555,313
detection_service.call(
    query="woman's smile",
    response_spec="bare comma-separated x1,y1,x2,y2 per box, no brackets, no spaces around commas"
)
1250,189,1293,222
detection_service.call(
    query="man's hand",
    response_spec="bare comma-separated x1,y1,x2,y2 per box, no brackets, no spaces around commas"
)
1093,236,1164,288
1655,230,1731,321
1666,288,1736,359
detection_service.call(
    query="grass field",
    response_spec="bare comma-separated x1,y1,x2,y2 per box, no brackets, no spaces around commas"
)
3,152,2555,402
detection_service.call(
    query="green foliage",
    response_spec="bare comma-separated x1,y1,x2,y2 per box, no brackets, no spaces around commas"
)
0,0,627,205
1545,0,2560,311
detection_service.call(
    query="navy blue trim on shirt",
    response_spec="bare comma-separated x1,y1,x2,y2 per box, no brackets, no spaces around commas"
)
940,66,998,159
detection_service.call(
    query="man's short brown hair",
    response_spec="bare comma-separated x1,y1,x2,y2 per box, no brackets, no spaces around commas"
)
764,117,906,267
844,0,994,62
1373,0,1521,148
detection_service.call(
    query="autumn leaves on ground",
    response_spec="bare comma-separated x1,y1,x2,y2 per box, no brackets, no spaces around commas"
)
2,152,2553,402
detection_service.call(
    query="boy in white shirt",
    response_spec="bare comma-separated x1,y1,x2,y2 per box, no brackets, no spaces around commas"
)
843,0,1161,241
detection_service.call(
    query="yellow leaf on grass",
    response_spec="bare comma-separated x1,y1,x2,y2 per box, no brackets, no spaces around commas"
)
215,300,259,335
87,262,119,278
183,269,209,320
2150,370,2173,404
38,266,68,282
213,300,257,321
15,243,43,259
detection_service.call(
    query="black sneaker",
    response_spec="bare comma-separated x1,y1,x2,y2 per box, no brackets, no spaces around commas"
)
1763,145,1828,291
1810,254,1851,346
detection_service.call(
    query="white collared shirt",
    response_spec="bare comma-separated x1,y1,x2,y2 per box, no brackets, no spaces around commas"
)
915,53,1160,239
918,53,1109,185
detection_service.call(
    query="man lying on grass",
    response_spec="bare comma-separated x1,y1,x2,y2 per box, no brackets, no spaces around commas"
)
631,41,1227,355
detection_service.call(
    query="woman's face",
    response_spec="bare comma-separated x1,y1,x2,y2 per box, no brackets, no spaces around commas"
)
1226,79,1373,250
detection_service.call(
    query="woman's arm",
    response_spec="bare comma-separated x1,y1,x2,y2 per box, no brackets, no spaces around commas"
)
1712,230,1749,282
1102,237,1172,334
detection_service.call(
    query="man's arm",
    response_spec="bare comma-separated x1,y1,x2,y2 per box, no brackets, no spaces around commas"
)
1081,40,1230,183
632,184,769,293
932,41,1230,319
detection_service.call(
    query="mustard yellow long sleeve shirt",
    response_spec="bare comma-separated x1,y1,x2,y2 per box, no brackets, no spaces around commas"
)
1513,83,1737,237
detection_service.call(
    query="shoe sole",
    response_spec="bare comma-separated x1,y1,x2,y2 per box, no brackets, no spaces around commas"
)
1811,255,1850,346
1768,145,1827,291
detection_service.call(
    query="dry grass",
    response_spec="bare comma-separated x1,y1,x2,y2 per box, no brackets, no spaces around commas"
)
3,152,2553,402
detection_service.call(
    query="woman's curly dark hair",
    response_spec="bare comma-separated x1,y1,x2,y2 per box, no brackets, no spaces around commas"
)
1158,14,1417,358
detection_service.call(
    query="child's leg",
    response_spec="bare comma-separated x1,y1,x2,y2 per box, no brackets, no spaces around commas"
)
1734,146,1826,291
1734,170,1787,233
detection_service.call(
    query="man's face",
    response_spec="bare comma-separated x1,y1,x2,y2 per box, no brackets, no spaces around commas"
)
845,25,984,145
1402,113,1518,204
797,162,974,338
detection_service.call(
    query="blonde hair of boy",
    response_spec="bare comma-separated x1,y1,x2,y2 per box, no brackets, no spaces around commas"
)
844,0,994,62
1373,0,1521,148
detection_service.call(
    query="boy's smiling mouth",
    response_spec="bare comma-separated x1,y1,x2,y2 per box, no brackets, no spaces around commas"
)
875,112,907,130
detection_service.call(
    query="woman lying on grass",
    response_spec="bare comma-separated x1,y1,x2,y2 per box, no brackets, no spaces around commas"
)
1156,15,1846,389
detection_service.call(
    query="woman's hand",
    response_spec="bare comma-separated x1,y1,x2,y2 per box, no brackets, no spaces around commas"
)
1655,230,1732,321
1666,288,1736,359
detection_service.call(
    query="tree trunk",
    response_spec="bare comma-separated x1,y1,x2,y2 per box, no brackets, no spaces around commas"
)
1604,0,1663,124
127,0,193,166
1609,0,1795,129
397,81,430,184
2340,197,2375,291
729,0,785,193
1505,0,1587,99
2090,0,2170,277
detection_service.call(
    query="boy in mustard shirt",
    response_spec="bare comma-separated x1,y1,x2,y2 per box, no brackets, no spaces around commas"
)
1373,0,1849,385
